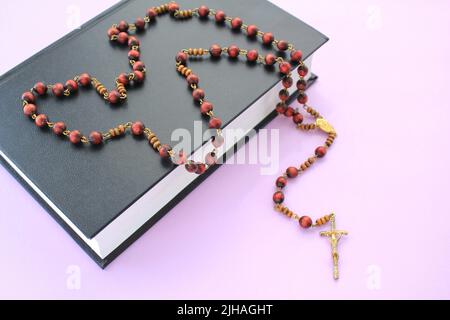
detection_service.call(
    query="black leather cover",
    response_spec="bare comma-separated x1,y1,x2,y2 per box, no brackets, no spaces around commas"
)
0,0,327,265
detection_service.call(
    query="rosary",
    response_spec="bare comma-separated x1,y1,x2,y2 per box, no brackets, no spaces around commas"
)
20,2,348,280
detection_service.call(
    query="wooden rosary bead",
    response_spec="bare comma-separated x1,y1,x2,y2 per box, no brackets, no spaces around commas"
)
215,10,226,23
279,89,289,101
273,191,285,204
276,176,288,188
205,152,217,166
117,32,129,45
117,73,129,85
52,83,65,97
128,50,140,61
276,102,287,114
146,8,157,18
282,76,293,88
265,54,276,66
298,64,309,77
133,71,145,83
107,27,119,39
116,82,127,97
108,90,121,104
293,112,304,125
135,17,146,30
227,45,240,58
279,61,292,75
168,2,180,14
277,40,289,51
65,79,78,93
148,132,161,151
23,104,37,117
176,10,193,19
78,73,91,87
200,101,214,115
69,130,82,144
209,117,222,129
284,107,295,118
277,205,296,219
185,162,198,173
247,25,259,37
290,50,303,63
212,135,224,148
209,44,222,58
52,122,66,136
246,49,259,62
89,131,103,145
33,82,47,96
315,215,331,226
262,32,274,45
196,163,207,175
159,144,172,159
298,124,317,131
297,93,308,105
186,74,199,85
286,167,299,178
192,88,205,101
117,20,129,32
131,121,145,136
231,17,243,30
177,65,192,77
297,79,307,91
198,6,210,18
299,216,313,229
35,114,48,128
315,146,327,158
306,106,321,118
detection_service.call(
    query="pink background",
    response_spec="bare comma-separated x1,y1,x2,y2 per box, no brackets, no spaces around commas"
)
1,0,449,299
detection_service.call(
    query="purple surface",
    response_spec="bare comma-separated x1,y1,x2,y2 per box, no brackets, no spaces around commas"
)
0,0,449,299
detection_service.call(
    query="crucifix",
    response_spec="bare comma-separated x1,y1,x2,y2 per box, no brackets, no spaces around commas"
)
320,213,348,280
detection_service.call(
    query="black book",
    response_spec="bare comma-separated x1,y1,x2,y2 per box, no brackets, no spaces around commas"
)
0,0,328,268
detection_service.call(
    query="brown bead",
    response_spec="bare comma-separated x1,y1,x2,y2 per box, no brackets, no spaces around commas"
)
286,167,299,178
187,74,199,85
209,44,222,58
33,82,47,96
168,2,179,13
117,73,130,86
297,93,308,105
185,162,198,173
297,79,307,91
23,104,37,117
69,130,82,144
192,88,205,101
315,146,327,158
265,54,276,66
176,51,188,63
231,17,243,30
291,50,303,63
276,176,287,188
107,27,119,38
209,117,222,129
227,45,240,58
293,113,304,125
108,90,121,104
276,102,287,114
117,32,129,45
284,107,295,118
273,191,285,204
128,49,140,60
198,5,210,18
21,91,35,103
279,89,289,102
133,71,145,83
298,65,309,77
65,79,78,93
247,25,258,37
299,216,313,229
200,101,213,115
262,32,274,45
246,49,259,62
146,8,157,18
277,40,289,51
282,77,293,88
117,20,129,32
53,122,66,135
135,17,146,30
52,83,65,97
196,163,207,175
159,144,172,159
89,131,103,145
279,62,292,75
35,114,48,128
215,10,226,23
78,73,91,87
131,121,145,136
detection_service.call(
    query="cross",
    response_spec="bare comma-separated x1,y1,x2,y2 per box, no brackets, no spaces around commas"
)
320,213,348,280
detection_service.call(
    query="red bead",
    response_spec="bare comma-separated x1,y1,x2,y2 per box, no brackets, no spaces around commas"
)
52,83,65,97
293,113,304,125
198,5,210,18
231,17,243,30
128,36,140,47
65,79,78,93
192,89,205,101
291,50,303,63
35,114,48,128
53,122,66,135
128,50,140,60
209,117,222,129
298,65,309,77
117,73,129,85
186,74,199,85
200,101,213,115
23,104,37,117
135,17,146,30
133,61,145,72
131,121,145,136
297,93,308,105
185,162,198,173
246,49,259,62
247,25,258,37
196,163,207,175
107,27,119,38
212,135,224,148
265,54,276,66
147,8,157,18
285,107,295,118
279,61,292,75
21,91,35,103
117,32,129,45
276,176,287,188
315,146,327,158
215,10,226,23
299,216,313,229
262,32,274,45
174,150,187,165
108,90,121,104
286,167,299,178
168,2,179,13
133,71,145,83
277,40,289,51
276,102,287,114
89,131,103,145
273,191,285,204
279,89,289,101
159,144,172,159
227,45,240,58
282,76,293,88
78,73,91,87
33,82,47,96
210,44,222,58
205,152,217,166
117,20,129,32
176,51,188,63
297,79,307,91
69,130,82,144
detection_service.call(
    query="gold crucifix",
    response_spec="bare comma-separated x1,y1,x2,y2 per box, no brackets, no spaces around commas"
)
320,213,348,280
